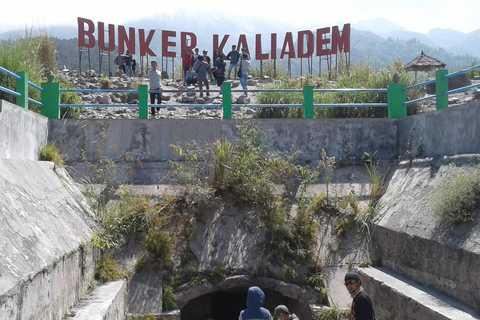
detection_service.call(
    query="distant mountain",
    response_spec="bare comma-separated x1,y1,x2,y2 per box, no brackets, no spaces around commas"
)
355,17,407,35
353,19,480,58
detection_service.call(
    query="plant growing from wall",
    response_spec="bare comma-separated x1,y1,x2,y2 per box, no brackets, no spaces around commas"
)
162,285,176,311
39,141,65,167
430,166,480,224
316,305,350,320
94,255,128,282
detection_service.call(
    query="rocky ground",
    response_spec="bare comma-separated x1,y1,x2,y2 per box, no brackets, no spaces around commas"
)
59,69,275,120
57,69,480,120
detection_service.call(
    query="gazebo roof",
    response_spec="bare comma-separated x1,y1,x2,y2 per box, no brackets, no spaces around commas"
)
406,51,446,72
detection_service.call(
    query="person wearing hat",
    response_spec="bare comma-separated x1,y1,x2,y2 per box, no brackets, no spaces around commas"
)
238,286,273,320
273,305,299,320
344,271,375,320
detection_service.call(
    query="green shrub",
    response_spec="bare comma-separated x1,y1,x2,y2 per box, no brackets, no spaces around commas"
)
99,77,111,89
0,30,58,112
256,60,422,119
39,142,65,166
94,255,128,282
162,285,176,311
316,305,350,320
431,167,480,224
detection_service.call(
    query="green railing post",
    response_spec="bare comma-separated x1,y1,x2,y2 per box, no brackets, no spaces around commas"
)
303,85,314,119
387,83,407,118
15,71,28,109
222,81,232,119
41,82,60,119
138,84,149,119
436,69,448,110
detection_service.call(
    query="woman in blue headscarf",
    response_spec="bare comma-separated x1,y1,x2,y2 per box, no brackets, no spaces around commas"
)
239,286,273,320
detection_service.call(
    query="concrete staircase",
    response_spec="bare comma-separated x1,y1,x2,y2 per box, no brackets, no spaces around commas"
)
359,267,479,320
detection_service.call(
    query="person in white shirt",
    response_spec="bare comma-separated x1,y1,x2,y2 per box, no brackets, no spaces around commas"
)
148,61,162,118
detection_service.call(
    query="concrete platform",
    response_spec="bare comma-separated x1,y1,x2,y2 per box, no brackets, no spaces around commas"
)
358,267,479,320
74,280,127,320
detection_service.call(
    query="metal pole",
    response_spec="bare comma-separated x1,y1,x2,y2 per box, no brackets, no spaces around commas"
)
88,48,91,75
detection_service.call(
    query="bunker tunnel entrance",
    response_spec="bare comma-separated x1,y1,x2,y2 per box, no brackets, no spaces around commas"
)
181,286,311,320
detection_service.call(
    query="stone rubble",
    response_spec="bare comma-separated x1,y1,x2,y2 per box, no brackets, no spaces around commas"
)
58,69,275,120
58,69,480,119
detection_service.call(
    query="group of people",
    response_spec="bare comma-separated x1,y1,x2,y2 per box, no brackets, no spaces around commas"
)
182,45,251,95
115,51,137,77
240,273,375,320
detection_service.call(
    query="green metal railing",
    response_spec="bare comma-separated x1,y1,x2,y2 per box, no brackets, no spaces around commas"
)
1,64,480,120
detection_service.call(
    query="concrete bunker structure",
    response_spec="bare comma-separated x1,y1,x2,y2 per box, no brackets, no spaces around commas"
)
176,277,313,320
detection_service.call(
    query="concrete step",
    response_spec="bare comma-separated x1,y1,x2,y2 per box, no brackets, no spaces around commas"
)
358,267,479,320
73,280,127,320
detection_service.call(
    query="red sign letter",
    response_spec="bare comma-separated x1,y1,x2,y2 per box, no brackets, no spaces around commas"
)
118,25,136,54
271,33,277,59
316,27,331,56
213,34,229,54
181,32,197,56
98,22,115,52
237,34,250,53
162,30,176,58
280,32,296,59
332,24,350,54
255,34,269,60
77,17,95,48
139,29,156,56
298,30,314,58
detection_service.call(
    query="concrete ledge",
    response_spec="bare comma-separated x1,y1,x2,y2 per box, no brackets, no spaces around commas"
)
0,100,48,160
358,267,479,320
74,280,127,320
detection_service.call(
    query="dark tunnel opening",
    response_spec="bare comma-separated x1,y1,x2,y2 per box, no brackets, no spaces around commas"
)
180,286,311,320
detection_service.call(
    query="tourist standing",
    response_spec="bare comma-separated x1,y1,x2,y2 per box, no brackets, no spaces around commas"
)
238,287,272,320
238,53,250,95
147,61,162,118
344,272,375,320
194,56,211,97
227,45,240,79
214,54,226,92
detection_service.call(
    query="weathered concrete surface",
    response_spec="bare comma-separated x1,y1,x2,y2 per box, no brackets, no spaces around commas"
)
0,160,96,320
398,99,480,158
359,267,478,320
48,118,399,179
126,254,163,316
374,156,480,310
74,280,126,320
0,100,48,161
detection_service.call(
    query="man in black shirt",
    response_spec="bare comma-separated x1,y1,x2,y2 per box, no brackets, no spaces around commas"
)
344,272,375,320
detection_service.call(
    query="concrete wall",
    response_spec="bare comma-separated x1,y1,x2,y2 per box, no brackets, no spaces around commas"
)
373,156,480,310
48,118,399,163
0,159,97,319
398,99,480,158
0,100,49,160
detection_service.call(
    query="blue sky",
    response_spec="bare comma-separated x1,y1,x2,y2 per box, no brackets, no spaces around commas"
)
2,0,479,34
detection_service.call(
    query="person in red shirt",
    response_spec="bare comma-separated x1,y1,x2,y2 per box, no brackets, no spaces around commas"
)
182,49,194,85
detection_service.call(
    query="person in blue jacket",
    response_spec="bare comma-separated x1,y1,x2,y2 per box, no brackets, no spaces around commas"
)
227,45,240,79
238,286,273,320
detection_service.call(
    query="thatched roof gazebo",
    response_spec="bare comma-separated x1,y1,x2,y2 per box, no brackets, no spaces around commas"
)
406,51,446,81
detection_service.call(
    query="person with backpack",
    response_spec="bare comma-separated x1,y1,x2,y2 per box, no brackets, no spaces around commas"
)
193,56,211,97
214,54,226,92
